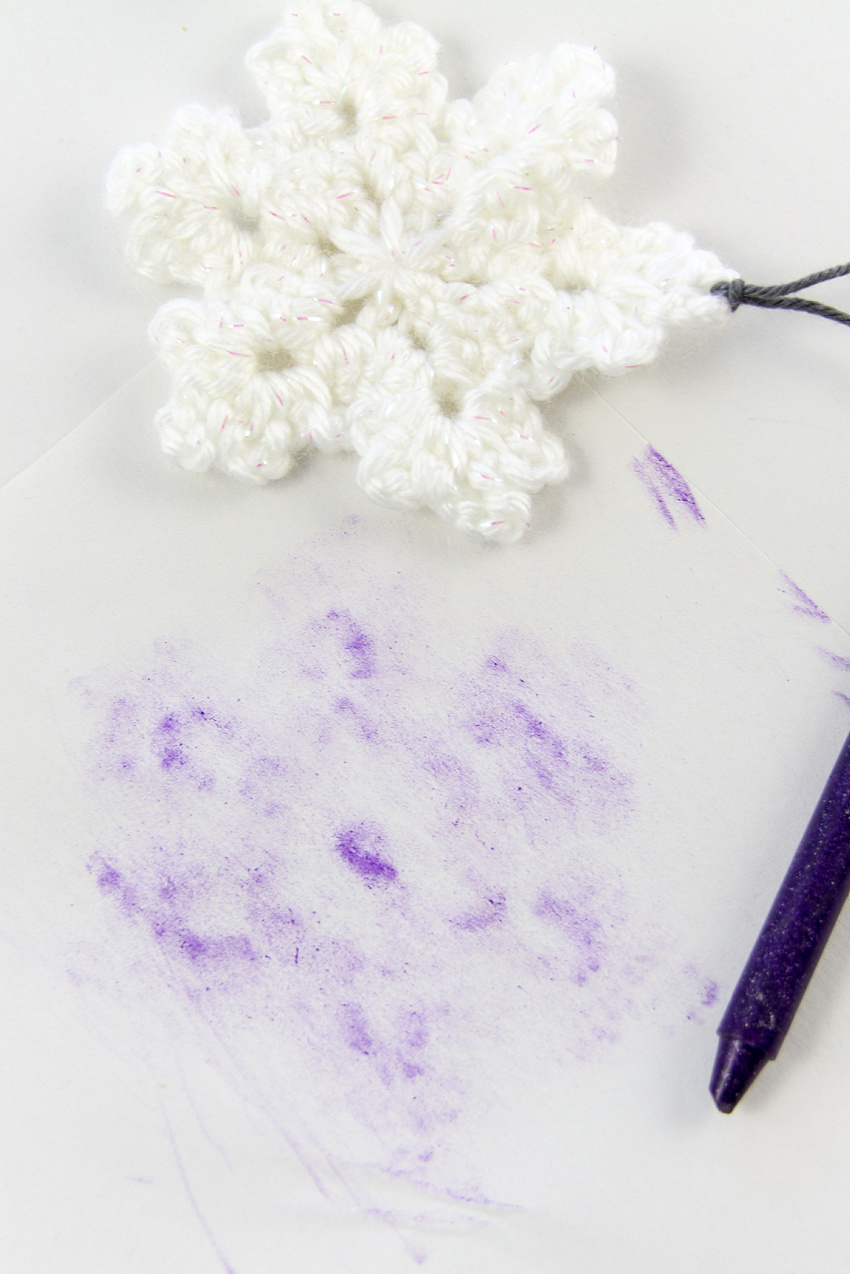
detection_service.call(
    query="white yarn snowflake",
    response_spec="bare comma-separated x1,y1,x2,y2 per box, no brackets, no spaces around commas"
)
108,0,733,541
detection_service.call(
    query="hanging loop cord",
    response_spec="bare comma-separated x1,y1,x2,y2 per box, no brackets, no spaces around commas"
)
712,263,850,327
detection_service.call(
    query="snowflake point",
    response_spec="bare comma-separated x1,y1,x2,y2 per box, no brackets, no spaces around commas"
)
111,0,732,540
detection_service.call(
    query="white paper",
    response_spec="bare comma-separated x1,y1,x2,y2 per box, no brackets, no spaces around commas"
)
3,363,850,1272
5,4,850,1272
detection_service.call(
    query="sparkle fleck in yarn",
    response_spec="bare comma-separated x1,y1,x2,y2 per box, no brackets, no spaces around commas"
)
107,0,735,542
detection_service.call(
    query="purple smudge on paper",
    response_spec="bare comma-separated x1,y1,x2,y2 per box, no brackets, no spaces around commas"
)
681,968,721,1023
535,893,607,987
325,609,377,679
779,573,830,624
631,446,705,530
335,825,398,884
701,979,719,1007
454,894,505,932
818,649,850,705
71,525,713,1203
818,647,850,673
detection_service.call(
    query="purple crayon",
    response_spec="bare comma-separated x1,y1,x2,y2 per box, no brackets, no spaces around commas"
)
711,729,850,1112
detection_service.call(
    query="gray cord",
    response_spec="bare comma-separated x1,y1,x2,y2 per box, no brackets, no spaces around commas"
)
711,264,850,327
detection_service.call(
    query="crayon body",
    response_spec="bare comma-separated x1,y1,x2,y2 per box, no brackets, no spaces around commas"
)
711,729,850,1112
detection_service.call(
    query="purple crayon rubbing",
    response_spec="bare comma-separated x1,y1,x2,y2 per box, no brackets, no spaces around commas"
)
711,729,850,1112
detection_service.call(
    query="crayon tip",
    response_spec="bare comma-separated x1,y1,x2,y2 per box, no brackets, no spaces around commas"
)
710,1037,769,1113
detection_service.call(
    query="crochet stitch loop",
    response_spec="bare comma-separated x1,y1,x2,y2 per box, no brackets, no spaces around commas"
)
108,0,735,542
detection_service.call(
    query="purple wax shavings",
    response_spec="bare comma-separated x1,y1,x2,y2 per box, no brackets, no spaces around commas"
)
631,445,705,530
779,573,830,624
71,524,715,1200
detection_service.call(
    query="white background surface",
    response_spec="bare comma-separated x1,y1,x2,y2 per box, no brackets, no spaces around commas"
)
4,4,850,1273
5,0,850,610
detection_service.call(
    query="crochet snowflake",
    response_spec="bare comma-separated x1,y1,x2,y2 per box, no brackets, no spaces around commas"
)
107,0,733,541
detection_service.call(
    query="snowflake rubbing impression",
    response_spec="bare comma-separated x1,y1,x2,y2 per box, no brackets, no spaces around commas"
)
108,0,734,540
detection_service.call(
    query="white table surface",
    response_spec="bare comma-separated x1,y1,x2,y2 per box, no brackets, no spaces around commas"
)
3,4,850,1272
